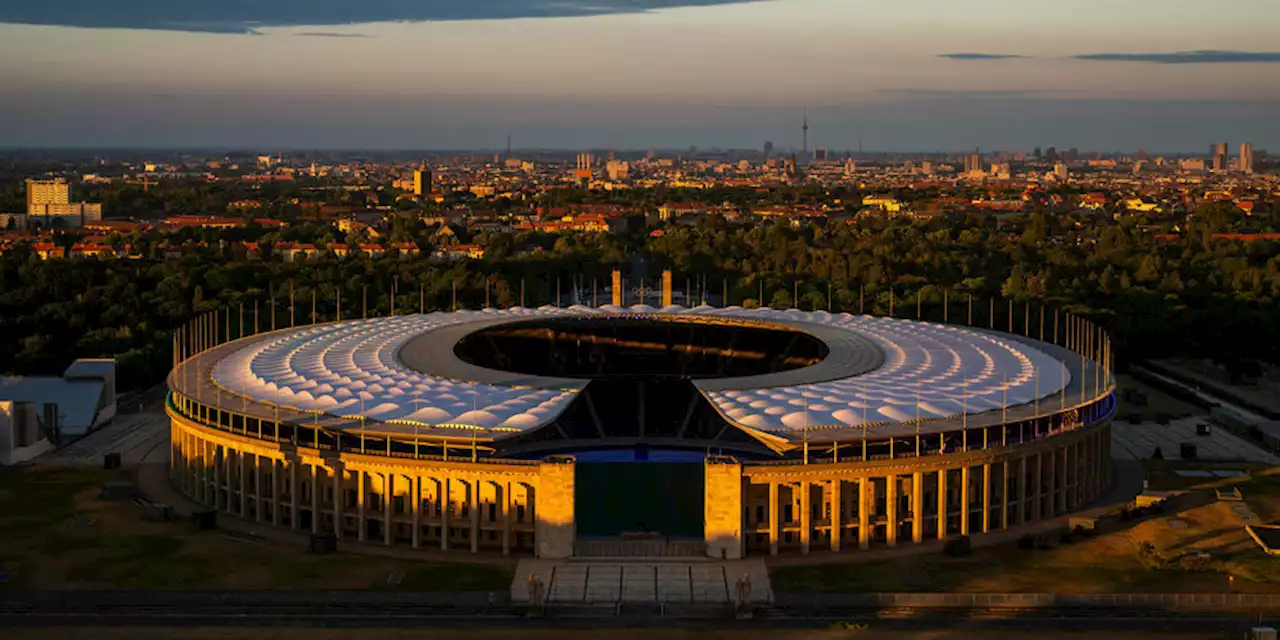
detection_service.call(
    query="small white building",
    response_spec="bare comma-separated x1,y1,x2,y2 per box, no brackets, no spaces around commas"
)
0,358,117,465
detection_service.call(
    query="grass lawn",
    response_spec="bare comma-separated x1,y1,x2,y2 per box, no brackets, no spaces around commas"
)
0,466,511,591
773,468,1280,594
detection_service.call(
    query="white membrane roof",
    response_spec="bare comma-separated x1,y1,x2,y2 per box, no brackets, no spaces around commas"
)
696,308,1070,434
209,305,1071,435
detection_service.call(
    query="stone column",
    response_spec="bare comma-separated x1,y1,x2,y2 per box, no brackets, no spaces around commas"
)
799,481,811,555
223,447,231,510
1103,424,1111,488
768,482,780,556
1073,440,1083,507
332,468,344,539
254,455,264,523
502,481,512,556
885,475,898,547
1033,453,1043,521
705,461,744,559
830,479,843,552
1046,449,1056,519
186,433,195,496
271,459,281,526
311,465,320,534
536,461,575,559
911,472,923,544
936,469,948,541
858,478,870,550
959,466,970,536
981,463,991,534
412,477,422,549
1000,461,1009,530
1059,445,1070,514
384,474,394,546
470,480,480,554
1017,456,1027,526
212,444,222,509
441,478,450,552
357,470,367,542
238,452,247,516
290,462,300,531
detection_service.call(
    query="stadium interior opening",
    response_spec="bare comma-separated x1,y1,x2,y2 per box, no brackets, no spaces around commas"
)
453,316,829,378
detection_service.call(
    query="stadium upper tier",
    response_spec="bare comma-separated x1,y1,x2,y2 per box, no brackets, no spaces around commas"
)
206,305,1076,439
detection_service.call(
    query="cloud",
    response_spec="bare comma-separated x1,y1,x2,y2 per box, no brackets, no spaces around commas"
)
1075,50,1280,64
293,32,369,38
0,0,770,34
938,53,1027,61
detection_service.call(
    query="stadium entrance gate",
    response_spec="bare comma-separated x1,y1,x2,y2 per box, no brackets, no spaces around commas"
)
573,454,706,557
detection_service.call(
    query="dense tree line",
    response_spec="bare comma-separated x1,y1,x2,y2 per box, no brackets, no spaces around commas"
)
3,198,1279,390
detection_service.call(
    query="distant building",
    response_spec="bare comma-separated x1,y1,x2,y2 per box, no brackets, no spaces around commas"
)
25,178,101,227
27,178,70,208
1241,142,1254,174
576,153,596,172
413,163,432,196
606,160,630,181
1053,163,1069,182
27,202,103,228
964,153,984,175
813,148,829,162
1180,158,1207,172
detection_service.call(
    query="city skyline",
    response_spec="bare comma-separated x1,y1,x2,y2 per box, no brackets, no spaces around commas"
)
2,0,1280,149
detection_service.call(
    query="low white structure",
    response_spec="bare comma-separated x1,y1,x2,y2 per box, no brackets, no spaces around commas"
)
0,358,117,464
0,401,53,465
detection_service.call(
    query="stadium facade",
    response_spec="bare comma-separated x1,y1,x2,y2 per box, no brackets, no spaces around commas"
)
167,303,1115,559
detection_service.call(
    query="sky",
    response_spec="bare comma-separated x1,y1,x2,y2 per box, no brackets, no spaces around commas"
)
1,0,1279,152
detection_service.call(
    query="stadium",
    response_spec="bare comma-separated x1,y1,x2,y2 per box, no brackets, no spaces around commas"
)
167,300,1115,559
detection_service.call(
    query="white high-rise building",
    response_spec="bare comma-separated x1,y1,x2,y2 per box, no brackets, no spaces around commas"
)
1241,142,1254,174
26,179,70,208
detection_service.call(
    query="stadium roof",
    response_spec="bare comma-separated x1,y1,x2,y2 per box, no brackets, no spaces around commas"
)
208,305,1073,438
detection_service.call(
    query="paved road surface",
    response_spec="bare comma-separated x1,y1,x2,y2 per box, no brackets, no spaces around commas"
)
40,411,168,467
1112,415,1280,463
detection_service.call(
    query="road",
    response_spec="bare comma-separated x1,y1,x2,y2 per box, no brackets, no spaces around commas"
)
40,411,169,467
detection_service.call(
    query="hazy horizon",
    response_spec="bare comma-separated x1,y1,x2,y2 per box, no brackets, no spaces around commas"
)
4,0,1279,151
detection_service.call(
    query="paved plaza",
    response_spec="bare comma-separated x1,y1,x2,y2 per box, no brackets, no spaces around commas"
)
512,558,771,604
1110,416,1280,464
40,411,169,466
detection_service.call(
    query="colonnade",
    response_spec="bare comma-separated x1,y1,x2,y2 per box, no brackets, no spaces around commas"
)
732,423,1110,555
168,409,548,555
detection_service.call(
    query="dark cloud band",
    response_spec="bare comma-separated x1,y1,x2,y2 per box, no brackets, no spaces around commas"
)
0,0,768,33
1075,50,1280,64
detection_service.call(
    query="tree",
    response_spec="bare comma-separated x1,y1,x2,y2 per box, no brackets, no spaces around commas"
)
769,290,794,310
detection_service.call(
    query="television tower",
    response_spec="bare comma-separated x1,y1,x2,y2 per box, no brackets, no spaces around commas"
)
802,108,809,157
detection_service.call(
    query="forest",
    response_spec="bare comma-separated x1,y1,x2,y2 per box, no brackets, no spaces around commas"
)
2,202,1278,392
